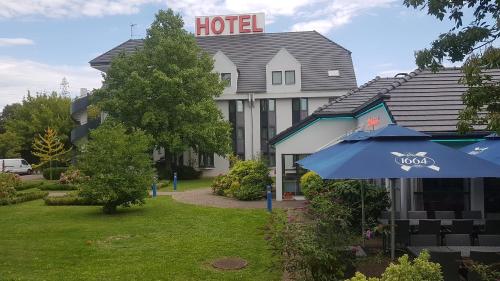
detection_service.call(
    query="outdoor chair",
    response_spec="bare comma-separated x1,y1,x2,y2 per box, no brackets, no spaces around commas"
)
486,213,500,219
462,210,482,219
445,234,471,246
408,211,427,219
418,220,441,235
485,219,500,234
410,234,439,246
451,220,473,234
395,219,410,247
435,211,455,219
429,251,462,281
477,235,500,246
468,251,500,281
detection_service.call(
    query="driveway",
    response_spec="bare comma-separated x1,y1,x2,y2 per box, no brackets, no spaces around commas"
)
155,188,306,209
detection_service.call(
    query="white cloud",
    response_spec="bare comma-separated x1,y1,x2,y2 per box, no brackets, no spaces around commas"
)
0,57,102,109
0,38,34,47
0,0,160,19
0,0,395,33
292,0,396,33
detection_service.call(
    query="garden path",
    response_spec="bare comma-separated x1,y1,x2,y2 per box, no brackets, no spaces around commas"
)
156,188,306,209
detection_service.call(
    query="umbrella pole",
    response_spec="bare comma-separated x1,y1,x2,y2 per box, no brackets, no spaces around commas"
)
389,178,396,260
361,181,365,247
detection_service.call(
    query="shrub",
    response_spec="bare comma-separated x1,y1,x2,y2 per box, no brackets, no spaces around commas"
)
211,174,232,195
15,181,44,191
211,158,272,201
77,121,155,214
59,168,87,185
347,251,442,281
38,183,77,191
42,167,68,180
44,196,98,206
176,165,202,180
0,172,20,199
267,209,357,280
299,174,390,230
300,171,323,199
0,190,49,205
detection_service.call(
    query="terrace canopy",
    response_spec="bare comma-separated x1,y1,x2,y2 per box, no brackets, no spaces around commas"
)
461,133,500,164
297,124,500,259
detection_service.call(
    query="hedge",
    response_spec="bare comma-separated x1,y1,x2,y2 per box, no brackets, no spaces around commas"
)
0,191,49,206
44,196,100,206
15,181,45,191
38,183,78,191
42,167,68,180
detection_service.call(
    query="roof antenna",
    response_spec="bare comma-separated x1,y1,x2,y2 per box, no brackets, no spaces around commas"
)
130,23,137,39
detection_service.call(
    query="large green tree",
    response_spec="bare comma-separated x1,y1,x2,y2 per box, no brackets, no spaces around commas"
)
94,9,232,171
404,0,500,133
0,92,73,161
78,121,155,214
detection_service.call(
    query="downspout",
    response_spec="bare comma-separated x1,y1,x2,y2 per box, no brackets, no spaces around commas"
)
249,93,255,159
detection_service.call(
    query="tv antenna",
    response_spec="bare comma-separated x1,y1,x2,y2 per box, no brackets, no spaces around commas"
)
130,23,137,39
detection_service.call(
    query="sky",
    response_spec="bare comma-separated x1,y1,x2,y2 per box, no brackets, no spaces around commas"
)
0,0,465,110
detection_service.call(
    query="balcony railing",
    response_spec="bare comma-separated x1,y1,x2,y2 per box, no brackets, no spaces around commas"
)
70,95,90,120
70,118,101,144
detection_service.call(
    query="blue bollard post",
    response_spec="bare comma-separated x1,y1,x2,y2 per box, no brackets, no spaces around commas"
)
266,185,272,212
173,172,178,191
152,182,157,198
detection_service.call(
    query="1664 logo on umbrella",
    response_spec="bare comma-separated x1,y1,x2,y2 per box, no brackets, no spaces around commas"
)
391,152,440,172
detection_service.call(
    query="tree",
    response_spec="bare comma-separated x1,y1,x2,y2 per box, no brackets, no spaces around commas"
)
94,9,232,173
0,92,74,162
78,121,155,214
404,0,500,133
32,127,71,179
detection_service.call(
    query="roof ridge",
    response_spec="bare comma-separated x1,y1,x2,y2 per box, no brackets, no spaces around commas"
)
377,69,421,95
313,76,382,113
89,39,143,64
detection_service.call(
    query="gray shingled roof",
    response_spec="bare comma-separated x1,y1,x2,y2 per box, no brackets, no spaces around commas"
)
314,76,403,115
270,68,500,144
89,31,357,92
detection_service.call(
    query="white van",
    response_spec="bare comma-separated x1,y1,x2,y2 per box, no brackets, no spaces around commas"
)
0,159,33,174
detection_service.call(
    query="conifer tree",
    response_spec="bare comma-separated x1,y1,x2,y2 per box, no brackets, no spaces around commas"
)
32,127,71,180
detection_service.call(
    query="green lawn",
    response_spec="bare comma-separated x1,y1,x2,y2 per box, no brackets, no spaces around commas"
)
0,197,280,281
158,177,214,192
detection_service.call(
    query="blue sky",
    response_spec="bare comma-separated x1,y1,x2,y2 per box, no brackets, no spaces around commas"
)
0,0,464,110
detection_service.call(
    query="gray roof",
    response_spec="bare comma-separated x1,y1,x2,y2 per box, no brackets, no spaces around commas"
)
271,68,500,144
89,31,357,92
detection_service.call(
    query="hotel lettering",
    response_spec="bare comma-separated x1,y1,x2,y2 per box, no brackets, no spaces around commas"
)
195,13,265,36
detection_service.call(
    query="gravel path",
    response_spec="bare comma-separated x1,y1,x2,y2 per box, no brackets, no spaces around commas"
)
156,188,306,209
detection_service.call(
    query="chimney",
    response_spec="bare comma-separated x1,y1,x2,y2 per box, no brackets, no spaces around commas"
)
80,88,88,97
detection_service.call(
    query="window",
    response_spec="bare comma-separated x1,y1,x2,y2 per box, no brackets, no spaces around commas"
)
300,98,308,111
198,153,214,168
272,71,282,85
21,160,28,165
237,127,245,140
285,70,295,85
268,99,275,111
221,73,231,87
260,99,277,167
292,98,308,125
236,100,244,112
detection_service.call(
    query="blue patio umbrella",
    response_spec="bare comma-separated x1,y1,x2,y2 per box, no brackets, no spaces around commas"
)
297,124,500,259
461,133,500,164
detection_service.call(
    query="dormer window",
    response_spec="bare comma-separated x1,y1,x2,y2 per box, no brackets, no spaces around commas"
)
272,71,282,85
285,70,295,85
221,73,231,87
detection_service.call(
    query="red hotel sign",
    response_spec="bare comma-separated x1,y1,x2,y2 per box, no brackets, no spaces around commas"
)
195,13,265,36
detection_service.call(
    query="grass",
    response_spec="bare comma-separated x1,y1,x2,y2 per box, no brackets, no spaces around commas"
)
157,177,214,192
0,197,280,281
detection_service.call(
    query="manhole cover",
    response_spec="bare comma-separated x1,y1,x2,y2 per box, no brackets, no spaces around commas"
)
211,257,248,270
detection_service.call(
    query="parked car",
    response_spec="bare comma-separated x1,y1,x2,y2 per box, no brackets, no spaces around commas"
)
0,159,33,174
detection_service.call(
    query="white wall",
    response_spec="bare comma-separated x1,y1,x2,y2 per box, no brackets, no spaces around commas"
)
274,118,357,200
308,97,331,115
213,51,238,95
276,99,293,133
266,48,301,93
